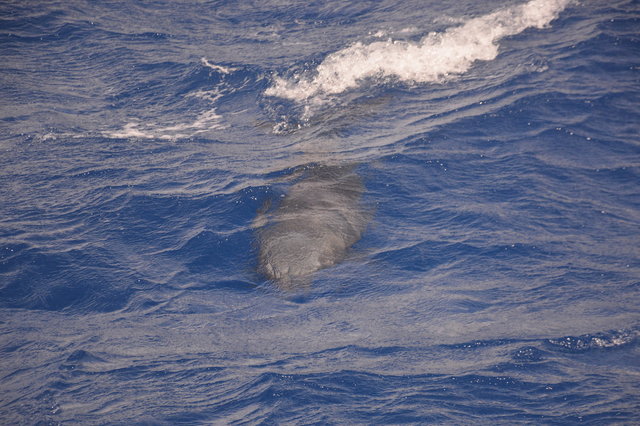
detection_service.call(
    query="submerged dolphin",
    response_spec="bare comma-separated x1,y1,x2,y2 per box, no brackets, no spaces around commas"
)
256,164,369,288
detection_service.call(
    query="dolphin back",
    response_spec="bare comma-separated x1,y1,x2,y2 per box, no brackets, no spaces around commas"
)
257,164,368,288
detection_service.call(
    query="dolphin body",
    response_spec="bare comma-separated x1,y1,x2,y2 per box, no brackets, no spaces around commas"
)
256,164,369,289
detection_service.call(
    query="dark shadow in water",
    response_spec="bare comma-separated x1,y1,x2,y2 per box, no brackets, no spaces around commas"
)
254,92,392,290
255,163,370,290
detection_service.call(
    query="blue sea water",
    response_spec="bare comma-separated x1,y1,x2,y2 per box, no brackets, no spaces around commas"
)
1,0,640,423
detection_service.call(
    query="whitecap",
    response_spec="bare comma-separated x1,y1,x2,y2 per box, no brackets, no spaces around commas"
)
265,0,573,103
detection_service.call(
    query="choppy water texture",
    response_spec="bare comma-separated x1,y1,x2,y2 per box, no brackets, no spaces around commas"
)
1,0,640,423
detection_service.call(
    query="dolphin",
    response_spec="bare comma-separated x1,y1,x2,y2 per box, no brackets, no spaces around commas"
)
256,164,369,289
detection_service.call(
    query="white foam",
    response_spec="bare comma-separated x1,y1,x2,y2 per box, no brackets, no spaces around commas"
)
107,122,157,139
265,0,572,102
106,109,224,140
201,57,235,74
105,89,226,140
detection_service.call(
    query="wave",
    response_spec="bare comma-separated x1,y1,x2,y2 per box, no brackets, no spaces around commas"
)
547,328,639,352
105,108,225,140
265,0,573,103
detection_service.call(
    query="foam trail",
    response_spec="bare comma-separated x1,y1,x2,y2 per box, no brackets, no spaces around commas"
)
201,57,235,74
265,0,572,102
105,89,224,140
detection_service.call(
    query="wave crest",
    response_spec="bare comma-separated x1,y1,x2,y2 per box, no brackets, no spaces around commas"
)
265,0,573,102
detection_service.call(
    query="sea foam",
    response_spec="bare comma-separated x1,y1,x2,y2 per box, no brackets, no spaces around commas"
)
265,0,572,102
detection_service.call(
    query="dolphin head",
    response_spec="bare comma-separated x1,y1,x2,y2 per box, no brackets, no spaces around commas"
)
259,231,326,283
255,163,368,290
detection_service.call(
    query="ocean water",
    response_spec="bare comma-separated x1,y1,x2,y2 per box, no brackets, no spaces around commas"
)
1,0,639,423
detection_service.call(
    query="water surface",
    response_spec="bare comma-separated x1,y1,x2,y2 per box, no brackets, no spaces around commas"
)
1,0,639,423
